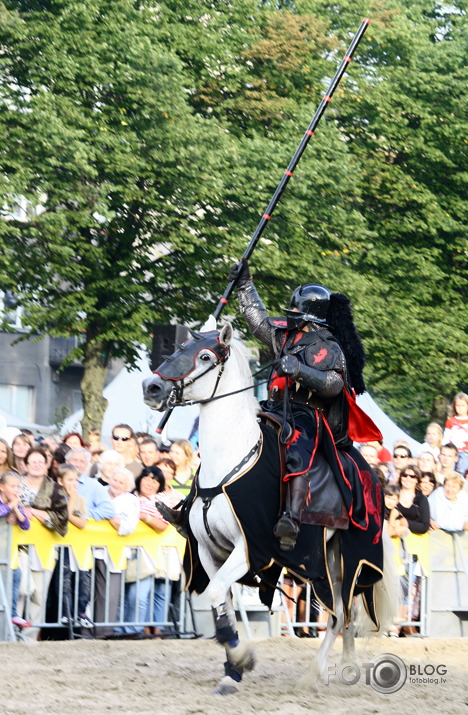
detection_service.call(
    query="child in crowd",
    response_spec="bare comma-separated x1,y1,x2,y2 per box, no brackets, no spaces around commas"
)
56,464,88,624
0,471,31,628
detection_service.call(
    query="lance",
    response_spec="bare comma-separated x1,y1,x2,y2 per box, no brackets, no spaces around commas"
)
156,18,370,435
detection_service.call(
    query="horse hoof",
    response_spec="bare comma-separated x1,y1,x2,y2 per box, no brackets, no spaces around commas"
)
213,676,240,696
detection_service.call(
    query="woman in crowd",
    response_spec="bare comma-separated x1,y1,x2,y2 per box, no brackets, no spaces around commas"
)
95,449,125,485
0,438,15,477
17,447,68,636
419,471,438,498
11,433,31,475
168,439,195,496
429,473,468,532
443,393,468,475
63,432,88,449
395,464,430,635
155,457,180,506
124,468,169,633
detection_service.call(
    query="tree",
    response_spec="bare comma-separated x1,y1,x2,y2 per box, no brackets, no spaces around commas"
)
0,0,234,435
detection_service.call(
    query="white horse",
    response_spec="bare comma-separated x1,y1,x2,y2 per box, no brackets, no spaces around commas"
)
143,318,397,695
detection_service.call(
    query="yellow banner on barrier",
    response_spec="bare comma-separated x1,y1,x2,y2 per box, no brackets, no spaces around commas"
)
11,519,186,571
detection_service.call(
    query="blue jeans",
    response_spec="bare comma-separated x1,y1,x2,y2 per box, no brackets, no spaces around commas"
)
120,576,153,634
11,568,21,617
153,578,167,627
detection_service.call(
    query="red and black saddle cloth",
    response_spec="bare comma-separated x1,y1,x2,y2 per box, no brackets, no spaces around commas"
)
183,422,384,627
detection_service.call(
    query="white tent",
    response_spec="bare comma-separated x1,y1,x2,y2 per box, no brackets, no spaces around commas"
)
356,392,421,454
61,350,421,454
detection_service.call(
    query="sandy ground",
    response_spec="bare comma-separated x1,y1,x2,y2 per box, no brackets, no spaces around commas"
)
1,636,467,714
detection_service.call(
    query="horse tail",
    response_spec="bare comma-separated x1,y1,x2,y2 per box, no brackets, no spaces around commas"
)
355,528,401,637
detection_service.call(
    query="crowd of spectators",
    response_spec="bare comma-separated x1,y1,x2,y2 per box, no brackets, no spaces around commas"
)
361,391,468,636
0,423,198,640
1,391,467,641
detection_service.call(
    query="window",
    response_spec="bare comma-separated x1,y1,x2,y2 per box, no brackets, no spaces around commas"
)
0,385,34,421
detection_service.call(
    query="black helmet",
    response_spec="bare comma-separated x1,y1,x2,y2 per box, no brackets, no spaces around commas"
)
285,284,330,330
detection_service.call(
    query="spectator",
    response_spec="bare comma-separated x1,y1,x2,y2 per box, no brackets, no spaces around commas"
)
417,451,440,483
19,429,35,447
169,439,195,496
0,471,31,629
95,449,125,486
110,423,142,478
443,393,468,475
429,474,468,532
67,447,114,629
419,422,443,459
384,485,408,539
49,444,71,481
439,443,460,480
395,464,430,636
156,457,180,505
125,468,169,634
389,446,412,485
95,467,139,635
51,465,88,628
419,471,438,498
63,432,87,449
17,448,68,636
358,444,380,469
11,433,31,475
0,438,15,477
87,427,103,448
139,438,161,468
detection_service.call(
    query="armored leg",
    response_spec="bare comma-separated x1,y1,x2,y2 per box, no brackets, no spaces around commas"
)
273,474,310,551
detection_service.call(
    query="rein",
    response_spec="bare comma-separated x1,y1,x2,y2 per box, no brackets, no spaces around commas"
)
167,362,274,408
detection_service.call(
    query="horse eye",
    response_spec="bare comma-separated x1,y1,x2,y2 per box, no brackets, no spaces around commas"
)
200,353,211,362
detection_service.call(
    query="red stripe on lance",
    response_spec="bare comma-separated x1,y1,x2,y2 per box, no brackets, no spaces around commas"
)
263,214,271,220
323,96,331,102
220,298,229,304
284,171,293,176
344,56,352,63
305,130,314,136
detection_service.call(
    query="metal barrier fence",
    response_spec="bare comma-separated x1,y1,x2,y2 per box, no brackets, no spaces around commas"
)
1,521,467,641
0,520,197,642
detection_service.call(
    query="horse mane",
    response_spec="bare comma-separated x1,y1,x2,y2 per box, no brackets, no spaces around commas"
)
229,336,260,412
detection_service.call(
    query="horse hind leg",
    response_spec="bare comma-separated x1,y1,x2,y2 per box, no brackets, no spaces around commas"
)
206,542,256,695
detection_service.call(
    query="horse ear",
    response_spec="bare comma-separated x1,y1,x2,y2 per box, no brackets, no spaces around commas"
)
219,322,233,346
200,314,217,332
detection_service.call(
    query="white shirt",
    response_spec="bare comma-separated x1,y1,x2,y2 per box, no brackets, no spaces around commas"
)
428,487,468,531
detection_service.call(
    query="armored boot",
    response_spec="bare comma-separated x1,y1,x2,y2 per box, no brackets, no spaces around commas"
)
156,499,189,539
273,475,310,551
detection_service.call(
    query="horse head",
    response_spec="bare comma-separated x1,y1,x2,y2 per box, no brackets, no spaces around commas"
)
142,321,233,411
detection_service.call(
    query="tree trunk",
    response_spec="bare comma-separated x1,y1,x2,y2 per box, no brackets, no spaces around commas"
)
431,394,450,428
80,340,109,439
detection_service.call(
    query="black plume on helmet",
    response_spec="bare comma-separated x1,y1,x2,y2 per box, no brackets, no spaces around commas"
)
327,292,366,395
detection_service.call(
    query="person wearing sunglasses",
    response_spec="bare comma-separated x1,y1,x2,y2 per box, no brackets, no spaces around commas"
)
111,424,142,478
395,464,430,636
389,447,412,485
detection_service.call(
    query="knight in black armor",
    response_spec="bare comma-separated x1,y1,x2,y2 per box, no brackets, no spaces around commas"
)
229,259,368,551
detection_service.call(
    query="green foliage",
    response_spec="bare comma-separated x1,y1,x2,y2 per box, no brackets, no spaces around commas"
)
0,0,466,437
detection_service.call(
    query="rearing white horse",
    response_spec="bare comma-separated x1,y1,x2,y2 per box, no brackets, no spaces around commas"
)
143,317,397,696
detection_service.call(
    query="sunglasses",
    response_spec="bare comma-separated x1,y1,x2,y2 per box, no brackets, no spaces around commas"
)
112,435,130,442
393,453,409,459
401,473,418,479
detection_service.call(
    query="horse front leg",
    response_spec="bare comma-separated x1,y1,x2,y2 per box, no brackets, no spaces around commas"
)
203,541,256,695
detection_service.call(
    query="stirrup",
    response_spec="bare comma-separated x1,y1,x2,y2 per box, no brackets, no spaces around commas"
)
273,514,300,552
